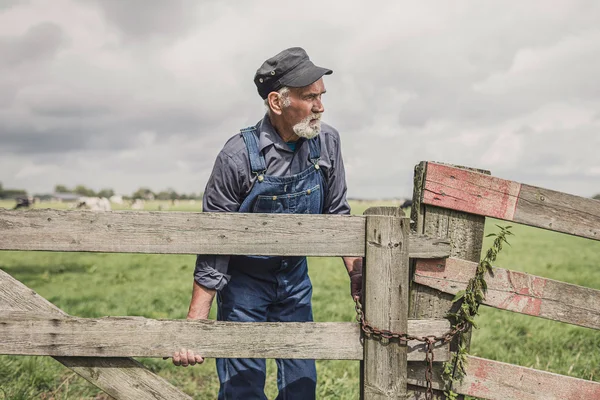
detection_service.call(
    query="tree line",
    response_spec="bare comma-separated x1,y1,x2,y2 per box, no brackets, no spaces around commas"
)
0,182,27,199
0,182,202,201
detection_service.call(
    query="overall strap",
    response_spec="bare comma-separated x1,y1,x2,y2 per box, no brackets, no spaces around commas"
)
240,127,267,176
308,136,321,166
308,136,328,208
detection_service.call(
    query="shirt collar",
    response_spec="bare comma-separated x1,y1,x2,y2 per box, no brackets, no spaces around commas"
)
257,114,304,153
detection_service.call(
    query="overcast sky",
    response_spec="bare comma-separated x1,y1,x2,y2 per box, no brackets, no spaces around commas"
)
1,0,599,199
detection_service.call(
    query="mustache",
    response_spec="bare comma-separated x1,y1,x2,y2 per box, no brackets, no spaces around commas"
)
304,113,322,122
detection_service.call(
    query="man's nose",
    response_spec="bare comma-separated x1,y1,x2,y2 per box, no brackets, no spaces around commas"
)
312,98,324,114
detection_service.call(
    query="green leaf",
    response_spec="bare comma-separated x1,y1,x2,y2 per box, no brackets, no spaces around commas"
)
443,363,453,374
452,290,466,303
463,311,476,325
465,291,475,302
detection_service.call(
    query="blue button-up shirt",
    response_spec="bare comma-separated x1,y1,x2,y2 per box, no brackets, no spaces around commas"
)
194,114,351,290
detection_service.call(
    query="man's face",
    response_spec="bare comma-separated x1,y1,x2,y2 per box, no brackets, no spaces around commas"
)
282,78,326,139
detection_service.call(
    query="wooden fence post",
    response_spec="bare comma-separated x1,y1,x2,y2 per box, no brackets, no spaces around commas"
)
408,162,489,399
361,207,410,399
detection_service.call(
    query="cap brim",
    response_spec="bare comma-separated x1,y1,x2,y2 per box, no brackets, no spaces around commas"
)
280,60,333,88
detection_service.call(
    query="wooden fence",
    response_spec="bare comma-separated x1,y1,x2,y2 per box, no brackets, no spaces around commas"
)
408,161,600,400
0,206,451,398
0,161,599,399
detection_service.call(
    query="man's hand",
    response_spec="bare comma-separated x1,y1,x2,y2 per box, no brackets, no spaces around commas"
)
165,281,216,367
343,256,363,300
349,269,362,300
171,348,204,367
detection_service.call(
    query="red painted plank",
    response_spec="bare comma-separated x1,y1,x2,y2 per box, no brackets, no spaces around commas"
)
408,355,600,399
414,258,600,330
421,163,600,241
422,162,521,220
460,356,600,400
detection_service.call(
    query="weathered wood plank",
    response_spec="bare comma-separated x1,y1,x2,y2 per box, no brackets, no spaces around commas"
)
409,162,489,399
0,269,192,400
0,209,449,258
408,355,600,400
362,212,410,399
409,235,451,259
422,162,600,241
515,184,600,241
0,313,450,361
0,209,365,256
414,258,600,330
55,357,193,400
422,162,521,221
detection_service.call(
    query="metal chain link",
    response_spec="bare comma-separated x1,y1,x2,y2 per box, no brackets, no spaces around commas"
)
354,298,469,400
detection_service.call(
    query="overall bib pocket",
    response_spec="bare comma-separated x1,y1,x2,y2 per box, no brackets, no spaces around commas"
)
252,184,321,214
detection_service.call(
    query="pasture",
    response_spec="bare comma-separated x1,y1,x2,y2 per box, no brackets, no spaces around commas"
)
0,199,599,399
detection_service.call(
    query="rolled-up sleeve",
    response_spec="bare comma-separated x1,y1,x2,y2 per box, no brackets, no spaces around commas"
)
194,151,244,291
323,131,351,215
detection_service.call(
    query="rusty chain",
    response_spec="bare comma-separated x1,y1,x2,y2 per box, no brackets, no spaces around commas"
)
354,298,469,400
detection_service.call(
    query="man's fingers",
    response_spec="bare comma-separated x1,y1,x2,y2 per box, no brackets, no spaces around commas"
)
180,348,189,367
187,349,196,366
172,351,181,366
171,349,204,367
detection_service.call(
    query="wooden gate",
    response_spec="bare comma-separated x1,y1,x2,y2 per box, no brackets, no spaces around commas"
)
407,162,600,399
0,208,449,398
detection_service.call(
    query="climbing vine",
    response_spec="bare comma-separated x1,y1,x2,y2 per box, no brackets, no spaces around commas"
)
442,225,514,400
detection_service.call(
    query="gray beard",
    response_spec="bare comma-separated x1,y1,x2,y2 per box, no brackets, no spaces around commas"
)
293,114,322,139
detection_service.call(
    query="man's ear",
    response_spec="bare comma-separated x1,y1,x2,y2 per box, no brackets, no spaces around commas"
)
267,92,283,115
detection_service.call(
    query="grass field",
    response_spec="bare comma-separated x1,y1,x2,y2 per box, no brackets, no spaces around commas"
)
0,199,599,399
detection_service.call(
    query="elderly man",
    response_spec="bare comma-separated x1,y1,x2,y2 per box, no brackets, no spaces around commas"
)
172,47,362,400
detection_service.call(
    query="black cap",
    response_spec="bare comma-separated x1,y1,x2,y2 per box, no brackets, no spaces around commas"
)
254,47,333,99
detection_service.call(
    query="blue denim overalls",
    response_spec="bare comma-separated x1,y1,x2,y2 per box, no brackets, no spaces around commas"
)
216,126,325,400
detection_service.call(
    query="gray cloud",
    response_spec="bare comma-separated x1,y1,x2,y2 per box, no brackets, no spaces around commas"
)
0,22,65,67
0,0,27,11
89,0,201,40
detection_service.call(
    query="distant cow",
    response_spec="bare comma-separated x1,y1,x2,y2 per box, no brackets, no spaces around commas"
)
76,197,111,211
400,199,413,209
14,197,33,210
109,195,124,205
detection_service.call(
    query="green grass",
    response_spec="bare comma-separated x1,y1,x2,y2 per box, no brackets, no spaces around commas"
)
0,201,599,399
